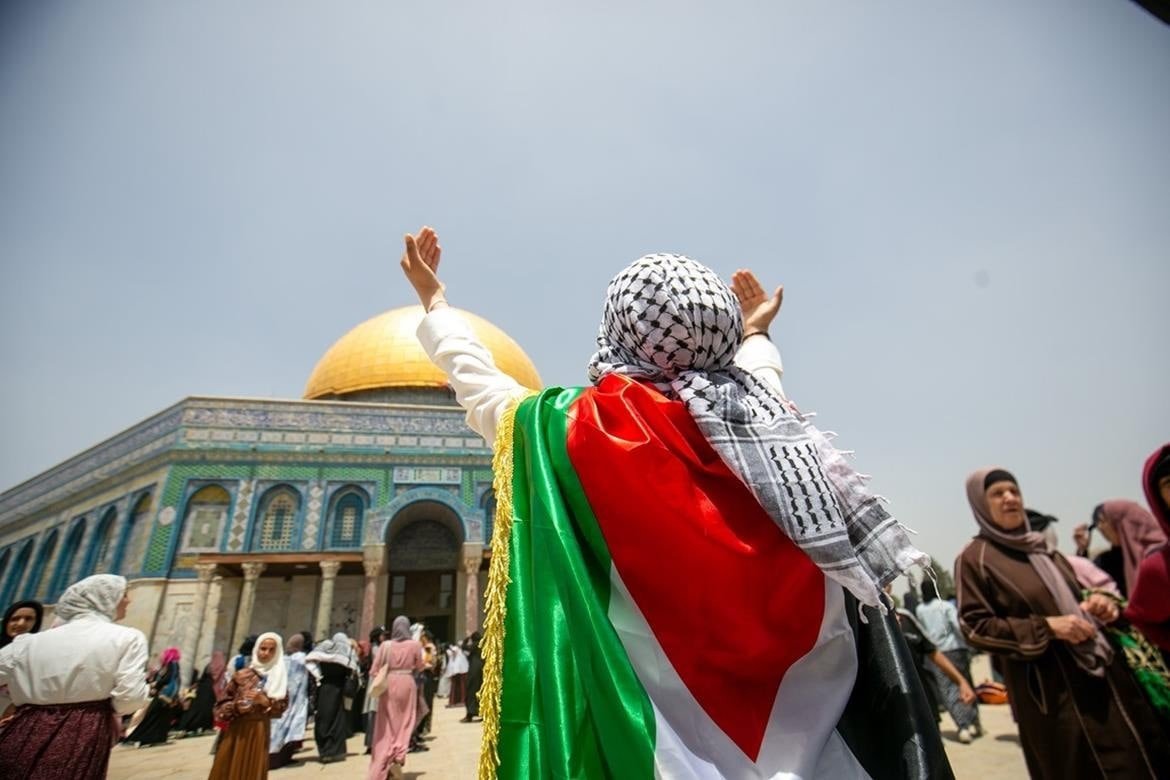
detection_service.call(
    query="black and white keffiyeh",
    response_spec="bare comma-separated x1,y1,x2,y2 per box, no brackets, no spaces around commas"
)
586,254,927,607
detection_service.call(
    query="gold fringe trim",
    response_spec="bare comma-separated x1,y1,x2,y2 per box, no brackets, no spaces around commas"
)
478,392,534,780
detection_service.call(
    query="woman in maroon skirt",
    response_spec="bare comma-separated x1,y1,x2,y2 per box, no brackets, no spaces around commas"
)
0,574,151,779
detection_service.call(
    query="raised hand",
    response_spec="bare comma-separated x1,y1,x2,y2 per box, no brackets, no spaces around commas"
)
730,269,783,336
400,225,447,311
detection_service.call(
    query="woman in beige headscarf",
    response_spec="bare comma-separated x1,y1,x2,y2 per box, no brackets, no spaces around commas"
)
0,574,150,779
955,467,1169,779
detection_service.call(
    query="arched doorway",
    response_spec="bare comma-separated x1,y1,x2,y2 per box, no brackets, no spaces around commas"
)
386,501,463,644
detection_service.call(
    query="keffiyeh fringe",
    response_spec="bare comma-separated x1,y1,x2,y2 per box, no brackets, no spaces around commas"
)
587,254,927,608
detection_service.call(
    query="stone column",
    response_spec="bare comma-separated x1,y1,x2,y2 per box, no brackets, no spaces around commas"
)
462,555,482,635
195,574,224,666
231,561,266,651
360,560,381,638
179,564,216,684
315,560,343,639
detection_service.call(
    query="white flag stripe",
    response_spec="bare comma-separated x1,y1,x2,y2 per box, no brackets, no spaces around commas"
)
607,568,871,779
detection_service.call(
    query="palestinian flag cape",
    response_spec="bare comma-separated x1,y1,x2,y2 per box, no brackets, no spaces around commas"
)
479,376,951,779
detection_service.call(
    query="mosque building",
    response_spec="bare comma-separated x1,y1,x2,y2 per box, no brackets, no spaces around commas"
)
0,306,540,683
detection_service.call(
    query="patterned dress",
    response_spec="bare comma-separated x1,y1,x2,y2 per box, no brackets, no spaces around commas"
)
266,652,309,766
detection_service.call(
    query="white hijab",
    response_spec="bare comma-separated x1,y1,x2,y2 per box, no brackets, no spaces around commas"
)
306,632,359,675
250,631,288,699
54,574,126,623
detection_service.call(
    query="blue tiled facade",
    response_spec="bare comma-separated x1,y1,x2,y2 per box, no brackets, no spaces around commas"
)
0,395,498,604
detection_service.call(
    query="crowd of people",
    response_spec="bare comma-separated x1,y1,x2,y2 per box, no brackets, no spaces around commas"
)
0,228,1165,779
888,454,1170,779
0,572,488,779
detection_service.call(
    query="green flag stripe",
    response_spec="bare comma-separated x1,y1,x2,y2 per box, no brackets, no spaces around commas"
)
496,388,656,778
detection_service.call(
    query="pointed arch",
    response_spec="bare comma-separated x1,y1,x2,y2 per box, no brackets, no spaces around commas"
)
114,493,154,576
249,485,302,551
480,488,497,548
48,519,87,601
0,541,34,607
84,507,119,577
181,484,232,552
326,485,369,549
23,529,59,600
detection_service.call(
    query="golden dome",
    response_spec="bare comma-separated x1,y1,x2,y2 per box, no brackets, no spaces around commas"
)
304,305,542,399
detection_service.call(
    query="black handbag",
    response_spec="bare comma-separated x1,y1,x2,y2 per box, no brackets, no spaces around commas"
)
343,672,359,700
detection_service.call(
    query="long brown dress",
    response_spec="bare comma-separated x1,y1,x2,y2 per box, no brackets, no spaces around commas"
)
208,668,288,780
956,537,1170,779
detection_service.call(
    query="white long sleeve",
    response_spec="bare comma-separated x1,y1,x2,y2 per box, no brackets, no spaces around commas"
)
111,629,151,713
417,308,787,445
733,333,785,399
0,616,150,714
417,307,532,446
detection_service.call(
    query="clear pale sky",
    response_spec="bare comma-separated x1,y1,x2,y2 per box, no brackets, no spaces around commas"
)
1,2,1167,571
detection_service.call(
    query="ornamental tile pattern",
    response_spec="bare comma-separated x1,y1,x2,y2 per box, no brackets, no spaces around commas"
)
0,397,485,528
303,482,324,550
0,396,501,592
227,480,255,552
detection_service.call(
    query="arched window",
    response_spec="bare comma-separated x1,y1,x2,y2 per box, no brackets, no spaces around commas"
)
48,520,87,601
182,485,231,552
481,489,497,547
328,489,366,549
23,530,59,600
250,487,300,551
1,542,33,607
85,508,118,576
115,493,154,576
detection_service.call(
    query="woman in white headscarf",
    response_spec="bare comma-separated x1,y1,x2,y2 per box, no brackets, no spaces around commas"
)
208,632,288,780
0,574,150,779
306,632,359,763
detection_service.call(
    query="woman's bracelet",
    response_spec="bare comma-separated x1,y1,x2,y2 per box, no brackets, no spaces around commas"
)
743,330,770,341
427,296,449,312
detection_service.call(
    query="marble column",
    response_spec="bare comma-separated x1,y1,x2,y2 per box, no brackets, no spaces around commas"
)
195,574,224,667
315,560,343,639
360,560,381,638
231,561,265,651
462,555,482,635
179,564,216,684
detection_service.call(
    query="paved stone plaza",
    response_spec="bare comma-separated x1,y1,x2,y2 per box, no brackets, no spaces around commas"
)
109,656,1028,779
109,699,483,779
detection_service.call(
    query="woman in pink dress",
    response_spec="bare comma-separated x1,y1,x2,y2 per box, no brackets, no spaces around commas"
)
367,616,424,780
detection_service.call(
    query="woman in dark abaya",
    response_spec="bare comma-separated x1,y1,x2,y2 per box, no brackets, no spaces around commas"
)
178,650,226,736
350,639,371,734
131,646,183,745
460,631,483,723
306,633,358,764
956,467,1170,778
